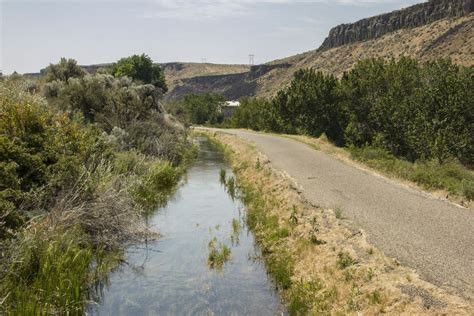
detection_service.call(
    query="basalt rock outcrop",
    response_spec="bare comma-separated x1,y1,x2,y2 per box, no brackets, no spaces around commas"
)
319,0,473,50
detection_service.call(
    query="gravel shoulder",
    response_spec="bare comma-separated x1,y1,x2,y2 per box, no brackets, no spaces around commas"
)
204,128,474,301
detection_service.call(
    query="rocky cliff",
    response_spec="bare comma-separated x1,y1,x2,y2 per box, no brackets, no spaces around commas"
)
319,0,473,49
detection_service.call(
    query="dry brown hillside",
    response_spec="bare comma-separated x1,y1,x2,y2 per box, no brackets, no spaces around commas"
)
256,13,474,97
162,62,250,92
164,0,473,100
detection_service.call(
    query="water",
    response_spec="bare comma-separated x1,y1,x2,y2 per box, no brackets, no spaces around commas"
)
89,138,285,315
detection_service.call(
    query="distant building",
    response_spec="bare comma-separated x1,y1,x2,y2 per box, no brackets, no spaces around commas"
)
221,101,240,118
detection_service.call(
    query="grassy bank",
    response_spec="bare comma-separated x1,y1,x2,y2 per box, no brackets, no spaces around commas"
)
202,130,473,315
0,60,196,313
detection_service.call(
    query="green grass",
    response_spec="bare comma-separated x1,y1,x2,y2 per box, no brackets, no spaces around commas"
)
337,251,355,269
207,238,231,269
226,176,236,198
0,227,121,314
219,168,227,184
349,146,474,200
368,290,383,305
131,160,180,209
287,279,341,315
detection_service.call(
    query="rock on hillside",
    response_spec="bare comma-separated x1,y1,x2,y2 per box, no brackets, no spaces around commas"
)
164,0,473,100
320,0,473,49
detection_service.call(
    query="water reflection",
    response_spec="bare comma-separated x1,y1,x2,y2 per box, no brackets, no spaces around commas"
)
89,138,285,315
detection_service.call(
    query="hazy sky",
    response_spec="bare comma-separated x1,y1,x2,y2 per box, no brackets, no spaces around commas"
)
1,0,424,74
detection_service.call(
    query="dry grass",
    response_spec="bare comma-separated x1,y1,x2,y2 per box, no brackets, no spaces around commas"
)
203,130,473,315
281,133,474,209
163,62,250,91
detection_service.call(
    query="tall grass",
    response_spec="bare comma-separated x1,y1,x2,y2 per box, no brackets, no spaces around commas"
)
349,146,474,200
131,160,179,209
0,227,120,314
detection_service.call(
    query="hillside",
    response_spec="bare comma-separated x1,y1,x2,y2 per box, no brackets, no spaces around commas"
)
162,62,250,92
165,0,474,99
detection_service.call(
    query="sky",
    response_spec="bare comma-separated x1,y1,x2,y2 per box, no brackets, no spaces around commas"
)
1,0,425,74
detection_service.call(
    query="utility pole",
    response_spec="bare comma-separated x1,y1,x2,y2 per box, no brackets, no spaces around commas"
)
248,54,255,66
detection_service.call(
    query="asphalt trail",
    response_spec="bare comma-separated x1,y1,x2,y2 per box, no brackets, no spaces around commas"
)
209,129,474,300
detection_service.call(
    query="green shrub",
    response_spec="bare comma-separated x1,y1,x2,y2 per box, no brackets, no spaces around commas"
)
288,280,324,315
110,54,167,92
461,179,474,201
337,251,355,269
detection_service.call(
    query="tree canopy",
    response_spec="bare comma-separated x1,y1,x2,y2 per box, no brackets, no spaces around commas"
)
111,54,167,92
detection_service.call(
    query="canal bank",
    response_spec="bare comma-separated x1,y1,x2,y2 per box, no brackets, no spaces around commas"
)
200,129,473,315
90,137,285,315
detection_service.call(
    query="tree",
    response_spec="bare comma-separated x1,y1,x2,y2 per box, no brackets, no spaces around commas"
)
182,93,225,125
111,54,167,92
272,69,345,144
44,58,86,83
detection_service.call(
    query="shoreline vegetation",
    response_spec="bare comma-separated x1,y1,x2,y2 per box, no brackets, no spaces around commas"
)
0,55,196,313
200,130,473,315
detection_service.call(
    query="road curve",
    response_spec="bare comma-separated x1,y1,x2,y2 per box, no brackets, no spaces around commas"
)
207,128,474,300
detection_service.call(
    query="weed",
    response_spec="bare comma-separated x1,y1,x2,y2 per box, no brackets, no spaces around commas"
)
226,176,236,198
131,160,179,209
0,227,118,314
289,206,298,225
347,286,361,311
289,279,323,315
337,251,355,269
334,207,343,219
461,179,474,200
256,158,262,170
219,168,226,184
367,247,374,255
365,268,375,281
309,217,325,245
343,268,355,282
230,218,241,246
207,237,231,269
368,290,382,305
267,252,294,290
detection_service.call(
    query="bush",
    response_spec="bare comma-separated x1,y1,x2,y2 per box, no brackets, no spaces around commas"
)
110,54,167,92
0,70,189,313
43,57,86,83
0,80,106,218
461,179,474,201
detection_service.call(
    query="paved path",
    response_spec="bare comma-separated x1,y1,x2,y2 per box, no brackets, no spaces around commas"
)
208,128,474,300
